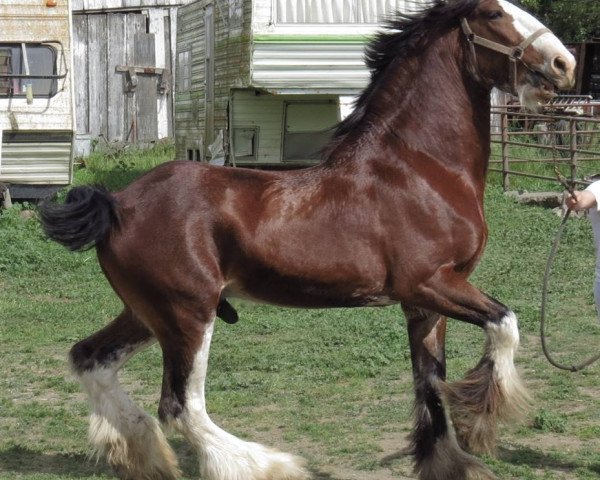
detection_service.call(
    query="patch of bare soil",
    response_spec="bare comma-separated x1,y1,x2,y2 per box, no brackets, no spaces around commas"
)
305,434,416,480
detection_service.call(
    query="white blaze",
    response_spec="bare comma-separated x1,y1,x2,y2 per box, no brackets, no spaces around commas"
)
498,0,575,66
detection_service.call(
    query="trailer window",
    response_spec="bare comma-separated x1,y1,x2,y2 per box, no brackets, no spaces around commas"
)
282,101,338,162
0,43,58,98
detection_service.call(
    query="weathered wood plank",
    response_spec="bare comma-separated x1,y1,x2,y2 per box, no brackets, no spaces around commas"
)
107,13,126,141
148,9,168,139
72,14,89,135
72,0,183,12
125,13,146,141
87,14,108,138
134,32,158,142
165,11,175,137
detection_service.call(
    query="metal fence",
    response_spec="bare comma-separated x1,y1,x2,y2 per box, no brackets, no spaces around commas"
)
490,99,600,191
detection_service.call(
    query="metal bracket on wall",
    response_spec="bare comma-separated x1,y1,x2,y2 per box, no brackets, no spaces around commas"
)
115,66,171,94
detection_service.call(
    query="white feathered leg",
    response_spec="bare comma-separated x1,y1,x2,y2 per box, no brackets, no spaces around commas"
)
172,320,308,480
74,340,180,480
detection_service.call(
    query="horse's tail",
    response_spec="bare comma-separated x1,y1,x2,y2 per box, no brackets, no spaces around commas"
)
40,185,119,252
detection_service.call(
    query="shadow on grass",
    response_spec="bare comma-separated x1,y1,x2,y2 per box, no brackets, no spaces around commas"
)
0,438,200,478
0,445,110,477
0,443,386,480
497,444,600,474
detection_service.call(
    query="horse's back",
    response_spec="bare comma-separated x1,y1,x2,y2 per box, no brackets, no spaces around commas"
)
115,160,275,208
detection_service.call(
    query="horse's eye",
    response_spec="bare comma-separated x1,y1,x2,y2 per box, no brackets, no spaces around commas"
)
488,10,503,20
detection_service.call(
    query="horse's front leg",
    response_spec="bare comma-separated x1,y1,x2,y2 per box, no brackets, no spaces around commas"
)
413,267,531,456
402,306,495,480
441,309,531,455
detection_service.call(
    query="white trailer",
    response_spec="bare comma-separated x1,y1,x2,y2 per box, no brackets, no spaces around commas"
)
0,0,75,199
175,0,424,167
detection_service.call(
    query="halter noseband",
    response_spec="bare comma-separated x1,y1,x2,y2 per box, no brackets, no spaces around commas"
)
460,17,550,93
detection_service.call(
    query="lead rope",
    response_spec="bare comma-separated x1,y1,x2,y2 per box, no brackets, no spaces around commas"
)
540,167,600,371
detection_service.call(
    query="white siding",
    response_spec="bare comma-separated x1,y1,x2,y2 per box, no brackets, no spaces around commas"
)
275,0,416,24
0,0,74,133
252,41,369,93
253,0,431,31
0,0,74,185
231,89,285,164
250,0,432,93
231,89,340,165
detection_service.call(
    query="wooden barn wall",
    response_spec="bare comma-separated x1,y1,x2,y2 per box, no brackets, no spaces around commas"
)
73,9,175,143
72,0,181,10
175,2,203,158
175,0,252,160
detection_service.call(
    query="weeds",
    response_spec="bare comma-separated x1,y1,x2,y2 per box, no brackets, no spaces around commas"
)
533,409,568,433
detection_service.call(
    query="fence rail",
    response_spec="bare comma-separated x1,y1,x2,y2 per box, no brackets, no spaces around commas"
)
490,102,600,191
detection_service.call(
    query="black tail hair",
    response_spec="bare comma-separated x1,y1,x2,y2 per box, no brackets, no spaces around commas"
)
40,185,119,252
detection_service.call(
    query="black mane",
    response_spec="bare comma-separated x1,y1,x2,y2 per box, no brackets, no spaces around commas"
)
328,0,480,146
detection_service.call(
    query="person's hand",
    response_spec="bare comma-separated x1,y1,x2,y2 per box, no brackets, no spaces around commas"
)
565,190,597,211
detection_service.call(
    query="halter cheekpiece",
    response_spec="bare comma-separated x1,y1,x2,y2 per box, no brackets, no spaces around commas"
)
460,17,550,93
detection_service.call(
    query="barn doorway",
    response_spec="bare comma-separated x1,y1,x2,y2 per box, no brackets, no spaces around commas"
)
72,10,173,144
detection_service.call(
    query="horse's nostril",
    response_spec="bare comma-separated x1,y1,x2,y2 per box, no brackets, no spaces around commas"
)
552,56,568,75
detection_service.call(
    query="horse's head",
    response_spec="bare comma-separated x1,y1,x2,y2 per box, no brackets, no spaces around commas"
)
463,0,575,110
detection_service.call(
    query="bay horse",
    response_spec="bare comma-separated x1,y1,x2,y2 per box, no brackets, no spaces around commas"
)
40,1,575,479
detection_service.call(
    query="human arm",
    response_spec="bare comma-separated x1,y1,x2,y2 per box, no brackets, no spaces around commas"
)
565,181,600,211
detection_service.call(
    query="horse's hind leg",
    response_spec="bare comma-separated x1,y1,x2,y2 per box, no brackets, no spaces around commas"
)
403,306,495,480
69,308,179,480
158,312,308,480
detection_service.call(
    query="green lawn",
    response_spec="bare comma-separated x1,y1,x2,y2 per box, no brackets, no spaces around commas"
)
2,144,600,479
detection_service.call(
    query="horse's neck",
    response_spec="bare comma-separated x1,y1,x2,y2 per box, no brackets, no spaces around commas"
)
341,33,491,180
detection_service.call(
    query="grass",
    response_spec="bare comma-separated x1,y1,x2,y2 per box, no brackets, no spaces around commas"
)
2,142,600,479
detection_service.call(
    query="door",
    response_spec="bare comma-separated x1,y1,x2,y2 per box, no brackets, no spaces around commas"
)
72,11,172,143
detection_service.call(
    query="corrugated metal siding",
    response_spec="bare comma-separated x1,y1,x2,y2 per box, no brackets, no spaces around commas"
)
249,0,432,93
273,0,415,24
252,41,369,93
1,142,72,184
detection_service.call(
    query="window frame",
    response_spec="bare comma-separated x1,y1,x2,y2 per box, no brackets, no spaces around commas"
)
0,41,68,99
281,100,339,162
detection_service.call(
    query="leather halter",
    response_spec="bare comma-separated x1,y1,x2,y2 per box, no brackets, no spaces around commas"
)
460,17,550,93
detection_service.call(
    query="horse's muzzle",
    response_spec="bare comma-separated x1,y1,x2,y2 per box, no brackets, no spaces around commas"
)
547,53,576,90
